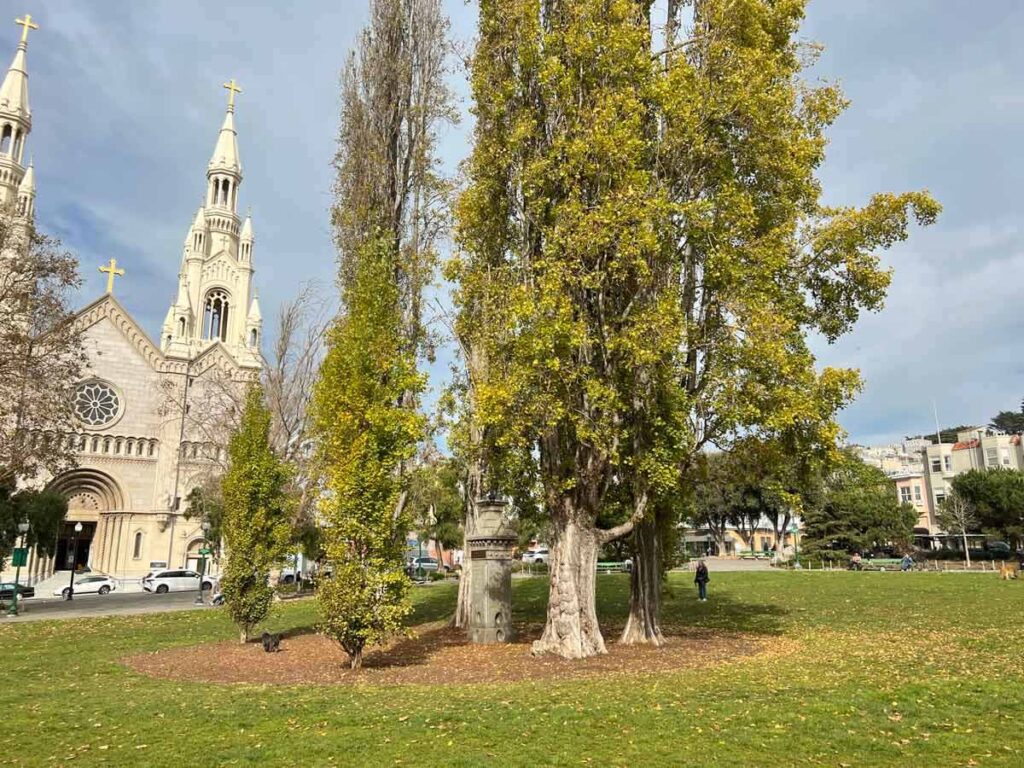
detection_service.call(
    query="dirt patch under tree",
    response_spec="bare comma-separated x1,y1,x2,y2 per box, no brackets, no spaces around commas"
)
123,621,770,687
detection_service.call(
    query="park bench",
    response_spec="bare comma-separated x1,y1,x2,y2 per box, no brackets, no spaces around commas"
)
596,561,630,574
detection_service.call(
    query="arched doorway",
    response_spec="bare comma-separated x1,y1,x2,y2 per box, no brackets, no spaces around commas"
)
48,469,126,571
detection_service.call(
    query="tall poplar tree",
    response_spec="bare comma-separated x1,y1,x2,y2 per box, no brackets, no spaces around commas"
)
313,0,453,669
455,0,939,658
220,385,292,642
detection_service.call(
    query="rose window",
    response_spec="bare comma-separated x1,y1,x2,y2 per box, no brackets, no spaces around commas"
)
73,381,121,427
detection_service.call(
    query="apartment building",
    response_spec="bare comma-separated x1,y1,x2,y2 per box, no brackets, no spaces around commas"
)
922,427,1024,511
891,471,935,537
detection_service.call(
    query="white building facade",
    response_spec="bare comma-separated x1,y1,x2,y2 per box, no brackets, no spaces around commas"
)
0,23,262,584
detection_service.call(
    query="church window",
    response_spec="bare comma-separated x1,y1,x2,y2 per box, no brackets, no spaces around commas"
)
91,436,100,452
178,317,186,337
103,438,111,454
133,532,143,560
202,290,230,342
72,380,121,428
0,124,11,154
249,328,258,347
147,441,156,457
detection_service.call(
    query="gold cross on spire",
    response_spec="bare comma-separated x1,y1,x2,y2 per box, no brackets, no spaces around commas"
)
222,78,242,110
99,258,125,295
15,14,38,45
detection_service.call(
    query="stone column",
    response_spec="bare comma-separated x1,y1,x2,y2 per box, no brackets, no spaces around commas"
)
466,497,515,644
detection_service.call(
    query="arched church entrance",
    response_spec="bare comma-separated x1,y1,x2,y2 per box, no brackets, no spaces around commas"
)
48,469,126,571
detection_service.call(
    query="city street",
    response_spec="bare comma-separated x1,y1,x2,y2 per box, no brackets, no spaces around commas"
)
1,589,210,623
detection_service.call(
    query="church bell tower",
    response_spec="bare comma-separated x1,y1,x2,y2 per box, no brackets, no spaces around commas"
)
161,80,261,366
0,14,37,215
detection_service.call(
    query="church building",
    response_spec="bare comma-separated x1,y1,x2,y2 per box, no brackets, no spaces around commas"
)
0,17,264,586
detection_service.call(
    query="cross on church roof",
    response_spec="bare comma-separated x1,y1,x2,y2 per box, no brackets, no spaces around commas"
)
99,258,125,295
222,78,242,110
15,14,38,45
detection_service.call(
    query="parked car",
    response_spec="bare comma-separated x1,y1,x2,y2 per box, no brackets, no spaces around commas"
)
142,569,218,594
0,582,35,600
521,549,549,565
54,574,116,599
409,557,441,574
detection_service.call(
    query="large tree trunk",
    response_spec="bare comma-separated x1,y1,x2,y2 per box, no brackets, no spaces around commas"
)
451,467,481,629
451,528,473,629
620,516,665,646
532,507,605,659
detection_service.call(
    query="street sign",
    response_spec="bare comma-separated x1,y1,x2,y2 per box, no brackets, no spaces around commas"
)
199,547,212,555
11,548,27,567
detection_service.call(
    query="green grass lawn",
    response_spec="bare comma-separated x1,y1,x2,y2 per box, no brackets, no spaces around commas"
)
1,572,1022,767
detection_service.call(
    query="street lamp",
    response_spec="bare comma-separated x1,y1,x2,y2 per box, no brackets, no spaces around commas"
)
7,520,30,616
65,522,83,601
195,520,211,605
789,521,801,569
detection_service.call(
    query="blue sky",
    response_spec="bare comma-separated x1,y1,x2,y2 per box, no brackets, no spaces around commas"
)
13,1,1024,446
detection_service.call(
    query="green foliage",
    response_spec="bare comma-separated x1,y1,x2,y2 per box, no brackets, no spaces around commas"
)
220,385,292,640
802,451,918,557
453,0,938,538
312,236,422,666
951,468,1024,547
407,456,464,557
0,485,67,570
990,407,1024,435
906,425,978,445
184,482,224,557
317,562,411,665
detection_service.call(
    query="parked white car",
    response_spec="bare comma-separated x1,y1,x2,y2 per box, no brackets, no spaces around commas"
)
409,557,443,573
55,574,117,599
521,548,549,565
142,569,218,594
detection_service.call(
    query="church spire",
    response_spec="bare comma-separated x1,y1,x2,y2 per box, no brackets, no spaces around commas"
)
164,81,258,368
0,15,35,124
0,14,36,208
206,79,242,212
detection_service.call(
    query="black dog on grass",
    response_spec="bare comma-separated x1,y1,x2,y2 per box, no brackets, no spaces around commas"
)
261,631,282,652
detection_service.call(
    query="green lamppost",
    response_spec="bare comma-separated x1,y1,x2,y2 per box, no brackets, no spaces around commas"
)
789,521,801,569
7,520,29,616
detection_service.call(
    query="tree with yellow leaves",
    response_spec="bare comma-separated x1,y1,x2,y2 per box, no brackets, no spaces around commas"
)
454,0,939,658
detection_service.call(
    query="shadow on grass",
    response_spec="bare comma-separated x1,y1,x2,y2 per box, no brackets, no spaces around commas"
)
659,590,788,636
511,573,788,639
269,575,787,649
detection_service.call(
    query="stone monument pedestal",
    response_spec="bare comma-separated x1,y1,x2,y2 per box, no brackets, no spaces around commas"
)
467,497,515,644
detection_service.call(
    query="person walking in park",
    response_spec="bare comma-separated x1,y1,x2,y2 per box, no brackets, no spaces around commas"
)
694,560,710,602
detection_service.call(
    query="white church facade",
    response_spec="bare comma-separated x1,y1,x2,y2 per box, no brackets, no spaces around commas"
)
0,19,264,585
